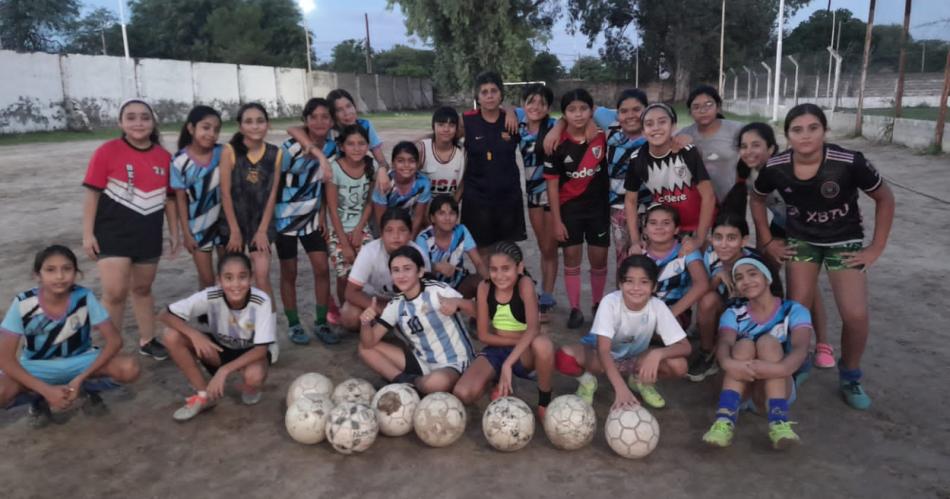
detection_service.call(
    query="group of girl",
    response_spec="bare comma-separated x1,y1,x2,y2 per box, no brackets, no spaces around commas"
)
0,78,893,450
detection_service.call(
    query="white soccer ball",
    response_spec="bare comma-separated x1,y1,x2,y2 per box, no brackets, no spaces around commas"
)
371,383,421,437
413,392,467,447
542,394,597,450
284,394,334,445
481,396,535,452
332,378,377,405
325,402,378,454
604,405,660,459
285,372,334,408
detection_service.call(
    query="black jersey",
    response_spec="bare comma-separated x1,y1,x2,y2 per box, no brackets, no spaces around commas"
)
219,143,280,244
543,130,610,213
462,109,522,206
752,144,883,245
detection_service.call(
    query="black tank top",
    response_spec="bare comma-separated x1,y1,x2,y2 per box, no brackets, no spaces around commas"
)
222,143,279,244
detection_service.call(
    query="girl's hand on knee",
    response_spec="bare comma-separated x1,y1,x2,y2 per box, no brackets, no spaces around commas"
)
842,245,881,268
497,363,514,398
207,371,228,400
764,238,794,263
724,359,756,383
637,351,662,384
193,335,223,360
41,385,72,411
226,233,243,253
555,222,569,242
252,231,270,255
66,376,86,402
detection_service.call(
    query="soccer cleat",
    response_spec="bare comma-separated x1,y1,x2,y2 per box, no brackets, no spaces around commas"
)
28,399,52,429
138,339,169,361
840,380,871,410
629,377,666,409
173,393,214,422
241,389,262,406
814,343,836,368
768,421,801,450
567,308,585,329
575,373,598,405
702,419,735,448
287,324,310,345
313,323,341,345
687,351,720,382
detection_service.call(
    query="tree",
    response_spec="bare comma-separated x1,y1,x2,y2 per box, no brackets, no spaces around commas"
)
569,56,609,82
529,51,564,84
391,0,557,93
0,0,80,52
328,39,371,73
63,8,122,55
374,44,435,78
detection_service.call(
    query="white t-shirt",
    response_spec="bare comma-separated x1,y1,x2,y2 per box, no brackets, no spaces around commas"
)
590,293,686,359
168,286,276,350
420,138,465,197
348,239,431,298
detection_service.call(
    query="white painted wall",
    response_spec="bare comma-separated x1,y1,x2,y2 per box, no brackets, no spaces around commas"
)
0,51,65,133
275,67,307,116
193,62,241,120
238,65,279,116
138,58,195,122
61,53,136,127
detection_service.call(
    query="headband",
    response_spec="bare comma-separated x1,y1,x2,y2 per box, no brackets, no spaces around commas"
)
640,102,677,124
118,98,156,118
732,257,773,284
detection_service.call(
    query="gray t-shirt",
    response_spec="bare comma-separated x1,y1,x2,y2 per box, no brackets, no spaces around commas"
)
677,119,743,203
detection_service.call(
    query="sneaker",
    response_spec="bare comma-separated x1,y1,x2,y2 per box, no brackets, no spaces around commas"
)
173,393,214,422
28,399,52,429
539,293,556,323
139,338,169,361
687,351,720,382
313,323,341,345
81,391,108,417
840,380,871,410
241,388,262,406
575,373,598,405
814,343,836,368
567,308,585,329
326,307,341,326
768,421,801,450
702,419,735,447
629,377,666,409
287,324,310,345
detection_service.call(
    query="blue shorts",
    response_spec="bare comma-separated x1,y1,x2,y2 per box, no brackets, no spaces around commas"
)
479,346,536,381
580,333,647,361
17,348,100,385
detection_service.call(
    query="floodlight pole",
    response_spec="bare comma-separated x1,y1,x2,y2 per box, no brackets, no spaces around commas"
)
787,55,799,105
118,0,130,59
743,65,753,106
772,0,785,122
855,0,876,136
827,47,843,114
826,8,835,98
760,61,772,108
719,0,726,91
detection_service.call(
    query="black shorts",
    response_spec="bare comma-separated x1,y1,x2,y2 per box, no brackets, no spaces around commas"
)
276,231,328,260
461,199,526,248
97,253,161,265
200,334,271,375
560,208,610,248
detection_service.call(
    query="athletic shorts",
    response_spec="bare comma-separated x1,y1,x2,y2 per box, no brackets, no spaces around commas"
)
580,333,647,363
610,207,631,255
200,334,271,376
327,227,373,278
787,238,864,272
16,348,101,385
769,221,787,240
97,253,160,265
461,200,526,247
403,348,467,377
526,186,549,210
276,230,328,260
479,346,537,381
560,207,610,248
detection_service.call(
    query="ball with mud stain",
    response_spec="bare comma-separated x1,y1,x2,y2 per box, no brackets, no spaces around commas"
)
413,392,467,447
331,378,376,405
285,372,333,408
542,394,596,450
325,402,378,454
482,396,535,452
285,393,334,445
371,383,421,437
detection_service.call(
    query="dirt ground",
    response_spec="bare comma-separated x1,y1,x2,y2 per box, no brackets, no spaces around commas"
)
1,124,948,499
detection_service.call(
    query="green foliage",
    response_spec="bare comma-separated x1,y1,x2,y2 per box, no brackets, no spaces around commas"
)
529,51,565,84
0,0,80,52
63,8,123,56
327,39,371,73
374,44,435,78
568,56,610,82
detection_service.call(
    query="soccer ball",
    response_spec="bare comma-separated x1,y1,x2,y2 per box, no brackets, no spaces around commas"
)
481,396,535,452
332,378,377,405
285,372,333,408
542,394,596,450
325,402,379,454
371,383,421,437
604,405,660,459
284,394,334,445
413,392,467,447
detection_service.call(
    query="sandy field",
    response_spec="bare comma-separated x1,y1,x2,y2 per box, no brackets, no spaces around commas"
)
0,123,948,499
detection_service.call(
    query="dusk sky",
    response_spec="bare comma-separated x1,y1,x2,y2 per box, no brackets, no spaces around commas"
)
85,0,950,68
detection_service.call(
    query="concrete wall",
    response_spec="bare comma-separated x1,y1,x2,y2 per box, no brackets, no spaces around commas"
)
1,50,434,134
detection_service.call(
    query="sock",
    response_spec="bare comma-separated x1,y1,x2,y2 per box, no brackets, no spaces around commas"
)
564,266,581,309
577,372,596,386
315,304,328,325
197,390,208,398
284,309,300,327
538,389,552,407
590,267,607,306
715,389,741,424
838,366,863,383
767,398,789,424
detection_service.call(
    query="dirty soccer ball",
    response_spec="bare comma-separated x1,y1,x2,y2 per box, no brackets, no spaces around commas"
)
542,395,596,450
413,392,467,448
285,393,334,445
285,372,333,408
482,396,535,452
331,378,377,405
604,405,660,459
371,383,421,437
325,402,379,454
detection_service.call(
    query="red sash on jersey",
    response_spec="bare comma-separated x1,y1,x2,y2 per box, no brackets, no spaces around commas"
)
558,131,606,205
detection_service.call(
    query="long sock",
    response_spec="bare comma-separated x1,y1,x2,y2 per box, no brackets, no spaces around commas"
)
715,389,741,424
564,265,581,309
284,309,300,327
838,366,863,383
315,304,328,325
538,389,552,407
590,267,607,306
767,398,789,424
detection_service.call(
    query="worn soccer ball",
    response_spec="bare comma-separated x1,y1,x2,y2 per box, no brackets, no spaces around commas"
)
413,392,467,447
284,393,334,445
482,396,535,452
542,394,596,450
285,372,333,408
331,378,377,405
371,383,421,437
325,402,378,454
605,405,660,459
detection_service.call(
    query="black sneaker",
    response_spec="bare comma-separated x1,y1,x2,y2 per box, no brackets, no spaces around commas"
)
81,391,108,417
28,399,52,429
139,338,169,360
687,351,719,382
567,308,585,329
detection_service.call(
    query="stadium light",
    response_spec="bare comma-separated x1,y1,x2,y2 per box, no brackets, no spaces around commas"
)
117,0,130,59
772,0,785,122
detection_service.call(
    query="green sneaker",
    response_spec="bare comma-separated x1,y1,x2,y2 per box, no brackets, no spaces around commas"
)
840,380,871,410
702,419,735,448
575,373,597,405
768,421,801,450
629,377,666,409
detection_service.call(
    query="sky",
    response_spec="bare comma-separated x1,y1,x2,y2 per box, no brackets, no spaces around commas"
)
85,0,950,69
